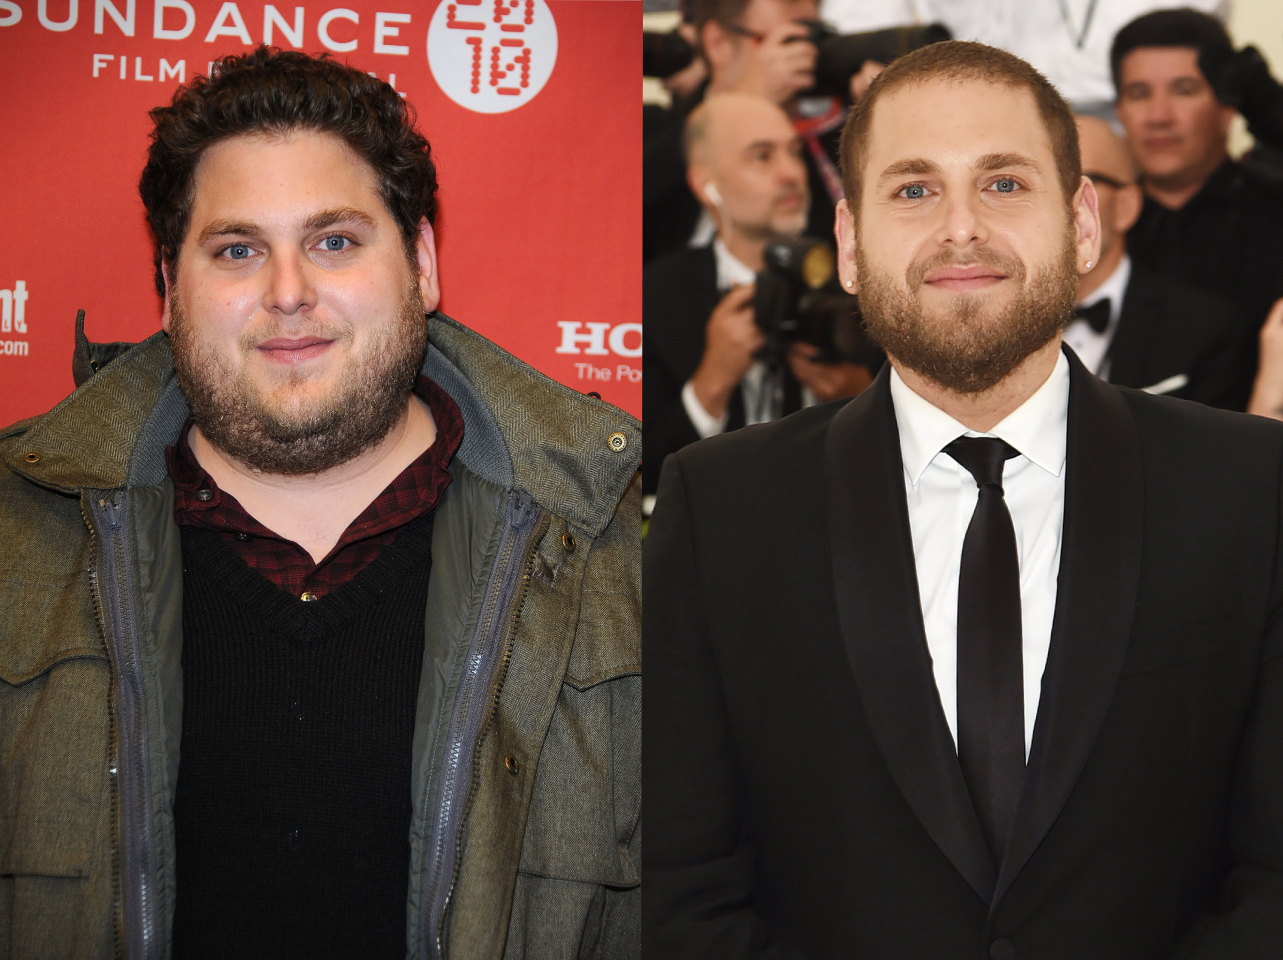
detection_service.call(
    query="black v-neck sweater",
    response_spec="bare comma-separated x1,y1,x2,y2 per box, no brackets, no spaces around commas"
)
170,510,434,959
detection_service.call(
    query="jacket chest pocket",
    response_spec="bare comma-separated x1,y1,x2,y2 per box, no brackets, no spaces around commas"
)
516,670,641,888
0,572,112,880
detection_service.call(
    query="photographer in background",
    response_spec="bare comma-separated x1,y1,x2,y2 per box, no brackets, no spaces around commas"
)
643,92,872,497
1069,114,1253,409
1113,8,1283,346
645,0,863,264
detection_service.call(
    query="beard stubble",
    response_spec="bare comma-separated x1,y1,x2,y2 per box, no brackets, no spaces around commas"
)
856,229,1079,395
168,276,428,476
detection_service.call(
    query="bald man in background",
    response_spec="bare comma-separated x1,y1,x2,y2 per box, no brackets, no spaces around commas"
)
1067,114,1254,409
642,92,872,497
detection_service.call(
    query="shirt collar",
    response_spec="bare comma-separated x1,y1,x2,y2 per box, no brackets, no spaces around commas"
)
889,349,1070,486
713,237,756,291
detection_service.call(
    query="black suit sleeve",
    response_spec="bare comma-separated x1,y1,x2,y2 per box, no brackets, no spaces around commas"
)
642,455,814,960
641,332,701,496
1167,448,1283,958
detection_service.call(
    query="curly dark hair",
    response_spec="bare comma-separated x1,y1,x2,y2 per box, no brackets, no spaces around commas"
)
139,46,438,297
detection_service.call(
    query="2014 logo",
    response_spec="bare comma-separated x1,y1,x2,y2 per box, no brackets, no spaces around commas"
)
426,0,557,114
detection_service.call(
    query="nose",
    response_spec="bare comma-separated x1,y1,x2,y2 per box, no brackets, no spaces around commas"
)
935,186,988,250
262,249,317,316
779,150,807,186
1142,90,1175,127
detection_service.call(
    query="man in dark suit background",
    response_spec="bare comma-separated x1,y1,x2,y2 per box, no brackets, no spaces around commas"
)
1067,114,1254,410
643,92,870,498
1112,9,1283,347
645,39,1283,960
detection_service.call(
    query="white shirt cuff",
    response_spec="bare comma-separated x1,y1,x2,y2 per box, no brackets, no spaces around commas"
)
682,379,729,439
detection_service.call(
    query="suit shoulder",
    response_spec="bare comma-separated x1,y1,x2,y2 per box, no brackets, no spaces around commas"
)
1129,265,1236,318
672,399,844,481
644,245,715,288
1122,384,1283,457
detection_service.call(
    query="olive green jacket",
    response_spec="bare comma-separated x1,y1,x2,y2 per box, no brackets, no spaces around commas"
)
0,313,641,960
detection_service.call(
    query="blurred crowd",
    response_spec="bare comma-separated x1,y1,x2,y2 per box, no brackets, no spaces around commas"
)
643,2,1283,501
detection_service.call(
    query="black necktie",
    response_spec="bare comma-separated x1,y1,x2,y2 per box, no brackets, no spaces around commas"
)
943,436,1025,868
1072,298,1111,334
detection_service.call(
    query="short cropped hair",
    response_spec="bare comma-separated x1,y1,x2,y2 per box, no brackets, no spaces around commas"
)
691,0,753,34
839,41,1080,217
1110,8,1233,95
138,46,438,297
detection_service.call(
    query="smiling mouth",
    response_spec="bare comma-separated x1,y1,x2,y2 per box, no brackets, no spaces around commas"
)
922,267,1008,291
255,336,336,363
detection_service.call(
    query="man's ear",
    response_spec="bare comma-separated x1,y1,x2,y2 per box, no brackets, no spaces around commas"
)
415,218,441,313
160,260,173,334
700,20,733,76
1072,176,1103,275
1217,102,1236,139
688,164,719,210
834,199,859,293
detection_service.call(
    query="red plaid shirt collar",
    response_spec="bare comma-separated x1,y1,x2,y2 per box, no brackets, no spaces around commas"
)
166,376,465,600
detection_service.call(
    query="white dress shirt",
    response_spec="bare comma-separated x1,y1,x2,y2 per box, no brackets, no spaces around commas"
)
1064,254,1130,379
681,238,817,439
889,352,1069,756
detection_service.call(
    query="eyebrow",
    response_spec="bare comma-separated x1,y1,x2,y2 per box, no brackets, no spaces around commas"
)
876,152,1041,184
195,207,377,246
302,207,377,232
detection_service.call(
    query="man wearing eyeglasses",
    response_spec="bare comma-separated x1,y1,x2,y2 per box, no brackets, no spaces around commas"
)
1067,114,1252,409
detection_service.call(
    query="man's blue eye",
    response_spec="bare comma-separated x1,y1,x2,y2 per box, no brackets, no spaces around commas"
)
323,236,349,251
903,184,926,199
994,178,1017,193
226,244,251,259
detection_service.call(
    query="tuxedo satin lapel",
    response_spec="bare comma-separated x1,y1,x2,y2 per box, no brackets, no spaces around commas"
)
825,369,997,904
992,349,1144,908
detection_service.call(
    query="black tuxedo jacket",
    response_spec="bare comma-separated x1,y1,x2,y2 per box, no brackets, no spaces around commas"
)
1106,265,1256,412
643,246,728,496
644,350,1283,959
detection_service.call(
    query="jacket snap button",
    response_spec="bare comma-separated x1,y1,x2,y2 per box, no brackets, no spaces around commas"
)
300,591,318,602
23,452,39,463
196,488,214,502
990,938,1016,960
561,532,576,553
607,432,627,452
504,755,520,775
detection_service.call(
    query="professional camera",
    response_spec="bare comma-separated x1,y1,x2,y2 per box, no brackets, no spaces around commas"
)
753,237,879,366
643,29,697,79
789,21,951,97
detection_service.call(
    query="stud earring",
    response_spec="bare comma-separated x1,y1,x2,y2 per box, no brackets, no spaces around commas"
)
845,279,855,288
1084,260,1094,270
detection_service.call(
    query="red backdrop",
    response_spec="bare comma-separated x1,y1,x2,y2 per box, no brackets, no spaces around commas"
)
0,0,641,425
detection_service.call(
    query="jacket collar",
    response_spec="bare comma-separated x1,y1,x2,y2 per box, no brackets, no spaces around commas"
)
5,313,640,537
824,347,1143,908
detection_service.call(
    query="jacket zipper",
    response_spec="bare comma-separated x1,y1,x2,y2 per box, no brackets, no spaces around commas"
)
87,491,159,960
422,490,547,959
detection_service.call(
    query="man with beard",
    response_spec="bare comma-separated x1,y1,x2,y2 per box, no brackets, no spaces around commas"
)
645,40,1283,960
0,49,641,959
643,92,872,498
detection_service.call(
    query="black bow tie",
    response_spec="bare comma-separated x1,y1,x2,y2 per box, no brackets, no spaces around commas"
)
1073,299,1112,334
